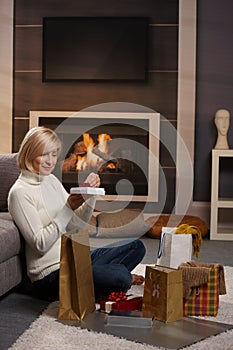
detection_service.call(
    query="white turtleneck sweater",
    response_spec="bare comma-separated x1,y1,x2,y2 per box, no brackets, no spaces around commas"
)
8,170,96,282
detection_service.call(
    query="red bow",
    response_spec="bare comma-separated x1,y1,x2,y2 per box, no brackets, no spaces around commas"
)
108,291,127,302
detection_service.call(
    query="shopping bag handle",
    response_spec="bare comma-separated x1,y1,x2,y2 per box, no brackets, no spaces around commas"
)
157,231,166,258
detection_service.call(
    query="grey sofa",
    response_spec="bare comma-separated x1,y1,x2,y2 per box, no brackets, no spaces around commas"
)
0,153,23,297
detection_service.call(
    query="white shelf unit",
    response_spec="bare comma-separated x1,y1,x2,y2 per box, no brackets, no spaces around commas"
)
210,149,233,240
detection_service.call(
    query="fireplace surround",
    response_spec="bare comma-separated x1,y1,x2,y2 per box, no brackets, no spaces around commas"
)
30,111,160,204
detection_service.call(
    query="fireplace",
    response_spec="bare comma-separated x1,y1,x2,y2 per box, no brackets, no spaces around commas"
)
30,111,160,203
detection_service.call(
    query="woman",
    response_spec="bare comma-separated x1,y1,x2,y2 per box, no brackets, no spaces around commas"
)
8,126,145,301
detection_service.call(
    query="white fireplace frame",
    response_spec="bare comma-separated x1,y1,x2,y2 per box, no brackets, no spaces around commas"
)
30,110,160,203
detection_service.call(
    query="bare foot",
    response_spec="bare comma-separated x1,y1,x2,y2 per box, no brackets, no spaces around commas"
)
132,274,145,285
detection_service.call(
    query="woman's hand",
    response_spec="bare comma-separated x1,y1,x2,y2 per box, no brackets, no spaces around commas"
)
66,194,86,211
84,172,100,188
67,173,100,211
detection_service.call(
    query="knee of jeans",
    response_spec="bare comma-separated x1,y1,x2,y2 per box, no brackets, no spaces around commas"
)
135,239,146,258
115,267,132,292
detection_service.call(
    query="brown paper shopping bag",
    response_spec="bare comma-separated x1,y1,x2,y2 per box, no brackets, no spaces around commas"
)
58,230,96,320
142,265,183,323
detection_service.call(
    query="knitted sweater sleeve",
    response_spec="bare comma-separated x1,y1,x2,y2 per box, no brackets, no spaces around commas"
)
8,188,71,255
67,196,96,232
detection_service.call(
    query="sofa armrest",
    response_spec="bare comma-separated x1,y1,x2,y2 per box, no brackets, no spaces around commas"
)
0,153,19,212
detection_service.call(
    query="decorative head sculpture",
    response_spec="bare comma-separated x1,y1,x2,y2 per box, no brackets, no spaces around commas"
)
214,109,230,149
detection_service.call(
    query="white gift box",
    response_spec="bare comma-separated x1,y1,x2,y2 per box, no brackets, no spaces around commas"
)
70,187,105,195
156,227,193,268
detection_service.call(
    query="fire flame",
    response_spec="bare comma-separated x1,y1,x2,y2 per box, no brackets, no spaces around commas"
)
76,133,115,171
97,133,111,153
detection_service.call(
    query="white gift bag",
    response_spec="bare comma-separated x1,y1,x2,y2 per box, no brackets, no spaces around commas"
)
156,227,193,268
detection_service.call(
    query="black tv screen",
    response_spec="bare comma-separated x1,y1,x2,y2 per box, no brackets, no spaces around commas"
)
42,17,148,82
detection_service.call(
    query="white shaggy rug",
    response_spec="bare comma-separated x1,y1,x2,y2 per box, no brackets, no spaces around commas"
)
9,265,233,350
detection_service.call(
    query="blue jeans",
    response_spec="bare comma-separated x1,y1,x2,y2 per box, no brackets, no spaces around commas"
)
91,239,146,298
33,239,145,301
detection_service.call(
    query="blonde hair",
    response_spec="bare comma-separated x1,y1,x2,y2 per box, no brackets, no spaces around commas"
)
17,126,62,172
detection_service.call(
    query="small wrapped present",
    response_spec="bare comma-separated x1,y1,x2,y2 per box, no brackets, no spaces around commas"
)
99,292,143,313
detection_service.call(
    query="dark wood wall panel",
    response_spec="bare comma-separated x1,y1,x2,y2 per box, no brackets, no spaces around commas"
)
14,73,177,118
13,118,29,151
149,26,178,71
15,0,178,25
159,120,177,167
14,27,42,71
155,167,176,213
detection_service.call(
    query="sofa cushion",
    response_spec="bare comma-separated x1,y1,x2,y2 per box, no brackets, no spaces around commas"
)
96,209,149,238
85,215,97,236
0,212,22,263
0,153,19,212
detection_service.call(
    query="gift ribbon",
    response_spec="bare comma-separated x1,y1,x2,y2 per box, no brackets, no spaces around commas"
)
108,291,127,302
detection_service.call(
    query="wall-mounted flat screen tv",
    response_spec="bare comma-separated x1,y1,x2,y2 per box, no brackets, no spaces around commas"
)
42,17,148,82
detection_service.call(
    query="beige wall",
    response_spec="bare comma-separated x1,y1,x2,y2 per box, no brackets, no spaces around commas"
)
0,0,13,153
176,0,210,225
176,0,196,214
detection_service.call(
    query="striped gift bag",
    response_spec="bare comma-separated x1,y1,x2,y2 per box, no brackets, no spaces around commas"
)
183,267,220,316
